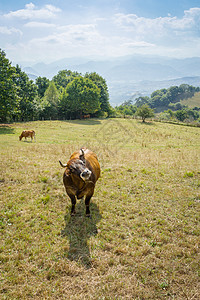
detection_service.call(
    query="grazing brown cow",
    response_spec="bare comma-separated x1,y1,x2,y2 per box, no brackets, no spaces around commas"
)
82,114,90,119
19,130,36,141
59,148,100,217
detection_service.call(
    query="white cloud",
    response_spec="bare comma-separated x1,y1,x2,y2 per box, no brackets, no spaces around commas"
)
27,23,103,50
25,3,35,10
25,22,56,28
114,8,200,37
123,41,155,48
4,3,61,20
1,3,200,62
0,26,22,35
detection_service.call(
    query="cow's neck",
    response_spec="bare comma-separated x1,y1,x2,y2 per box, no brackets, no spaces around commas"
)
71,175,85,190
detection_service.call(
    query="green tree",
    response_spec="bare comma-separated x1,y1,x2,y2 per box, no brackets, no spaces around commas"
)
136,104,154,122
0,49,18,122
52,70,80,91
167,109,174,118
35,76,50,98
60,76,100,119
13,65,38,121
187,109,199,121
115,100,137,117
41,82,60,119
84,72,111,116
175,110,188,122
135,96,150,107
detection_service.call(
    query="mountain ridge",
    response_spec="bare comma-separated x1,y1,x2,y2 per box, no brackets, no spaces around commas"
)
22,55,200,105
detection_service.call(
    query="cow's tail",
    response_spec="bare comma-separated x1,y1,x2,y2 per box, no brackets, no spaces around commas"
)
59,160,67,168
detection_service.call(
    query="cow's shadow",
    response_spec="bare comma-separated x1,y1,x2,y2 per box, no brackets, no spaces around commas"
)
61,199,102,268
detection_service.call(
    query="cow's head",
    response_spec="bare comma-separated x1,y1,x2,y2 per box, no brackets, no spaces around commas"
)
19,135,22,141
68,149,91,181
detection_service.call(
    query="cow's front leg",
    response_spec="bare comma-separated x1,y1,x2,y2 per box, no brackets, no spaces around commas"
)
69,194,76,215
85,194,93,217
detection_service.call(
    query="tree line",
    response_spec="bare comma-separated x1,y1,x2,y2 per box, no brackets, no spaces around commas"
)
0,49,111,123
1,48,200,124
115,85,200,123
134,84,200,112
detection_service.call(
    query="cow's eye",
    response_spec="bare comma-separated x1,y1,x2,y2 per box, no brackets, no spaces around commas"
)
70,167,75,173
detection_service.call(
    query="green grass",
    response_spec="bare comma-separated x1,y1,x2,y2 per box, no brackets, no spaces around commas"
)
0,119,200,299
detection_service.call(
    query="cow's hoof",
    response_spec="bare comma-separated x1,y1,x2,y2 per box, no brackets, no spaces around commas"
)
86,214,91,219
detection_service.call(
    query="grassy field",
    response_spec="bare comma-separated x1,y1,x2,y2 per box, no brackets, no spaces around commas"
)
180,91,200,108
0,119,200,299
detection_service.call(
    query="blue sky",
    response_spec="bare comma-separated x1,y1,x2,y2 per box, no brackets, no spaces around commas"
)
1,0,200,64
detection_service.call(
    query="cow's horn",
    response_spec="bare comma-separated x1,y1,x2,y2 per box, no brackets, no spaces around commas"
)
59,160,67,168
80,148,86,163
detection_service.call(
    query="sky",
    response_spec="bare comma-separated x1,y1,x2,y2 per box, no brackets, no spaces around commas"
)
1,0,200,65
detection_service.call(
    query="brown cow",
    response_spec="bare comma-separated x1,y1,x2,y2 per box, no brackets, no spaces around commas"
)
82,114,90,119
59,148,100,217
19,130,36,141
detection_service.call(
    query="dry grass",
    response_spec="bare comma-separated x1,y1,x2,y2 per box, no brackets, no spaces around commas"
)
0,119,200,299
180,91,200,108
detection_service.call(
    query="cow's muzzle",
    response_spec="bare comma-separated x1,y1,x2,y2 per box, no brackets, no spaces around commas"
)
80,169,92,181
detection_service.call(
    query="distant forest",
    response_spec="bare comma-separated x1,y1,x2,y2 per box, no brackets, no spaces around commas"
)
115,84,200,122
134,85,200,112
1,48,200,123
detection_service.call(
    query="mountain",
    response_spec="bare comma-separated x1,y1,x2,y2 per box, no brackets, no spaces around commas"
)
22,55,200,106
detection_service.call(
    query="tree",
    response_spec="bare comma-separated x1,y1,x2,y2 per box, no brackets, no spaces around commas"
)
115,100,137,117
135,96,150,107
41,82,60,119
136,104,154,122
0,49,18,122
121,99,133,107
35,76,50,98
84,72,111,116
52,70,80,91
175,110,188,122
60,76,100,119
58,89,72,119
187,109,199,121
13,65,38,121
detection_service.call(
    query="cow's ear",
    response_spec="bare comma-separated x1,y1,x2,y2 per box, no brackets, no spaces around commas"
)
79,148,86,164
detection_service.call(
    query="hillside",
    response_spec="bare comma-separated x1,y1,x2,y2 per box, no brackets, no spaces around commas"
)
181,91,200,108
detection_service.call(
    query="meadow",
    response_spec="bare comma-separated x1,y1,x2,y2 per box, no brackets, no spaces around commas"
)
180,91,200,108
0,119,199,299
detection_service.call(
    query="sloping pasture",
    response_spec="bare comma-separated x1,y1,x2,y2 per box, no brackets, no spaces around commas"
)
0,119,199,299
180,91,200,108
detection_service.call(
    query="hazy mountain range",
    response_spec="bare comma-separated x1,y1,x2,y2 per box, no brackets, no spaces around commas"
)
22,55,200,106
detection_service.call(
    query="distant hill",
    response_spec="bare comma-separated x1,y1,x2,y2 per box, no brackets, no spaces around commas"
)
180,92,200,108
22,54,200,105
108,76,200,106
